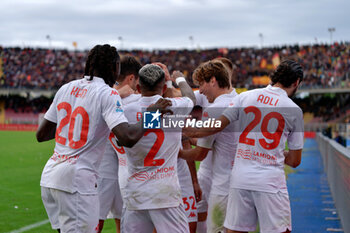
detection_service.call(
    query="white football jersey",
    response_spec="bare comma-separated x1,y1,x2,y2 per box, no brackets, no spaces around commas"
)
194,90,212,176
123,95,194,210
223,85,304,193
40,76,128,194
197,92,239,196
194,89,237,177
98,94,141,180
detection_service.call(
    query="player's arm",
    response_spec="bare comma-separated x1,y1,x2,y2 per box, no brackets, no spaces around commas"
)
284,149,302,168
112,121,144,148
187,160,202,202
284,108,303,168
182,137,202,201
116,84,135,98
113,98,172,147
36,119,57,142
153,62,196,105
171,70,196,105
179,145,210,161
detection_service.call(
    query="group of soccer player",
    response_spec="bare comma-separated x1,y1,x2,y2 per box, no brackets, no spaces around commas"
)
37,43,304,233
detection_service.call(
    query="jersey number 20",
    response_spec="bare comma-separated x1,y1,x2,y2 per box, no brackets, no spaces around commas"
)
55,102,89,149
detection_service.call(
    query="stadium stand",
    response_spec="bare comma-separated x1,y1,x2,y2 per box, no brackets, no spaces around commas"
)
1,42,350,90
1,43,350,131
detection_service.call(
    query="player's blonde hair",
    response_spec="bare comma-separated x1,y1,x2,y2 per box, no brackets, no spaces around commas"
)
192,60,230,88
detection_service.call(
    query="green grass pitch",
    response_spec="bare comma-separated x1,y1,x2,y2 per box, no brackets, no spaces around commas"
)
0,131,117,232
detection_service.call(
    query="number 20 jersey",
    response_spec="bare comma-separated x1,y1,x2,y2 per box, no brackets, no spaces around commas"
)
223,85,304,193
40,76,128,194
123,95,193,210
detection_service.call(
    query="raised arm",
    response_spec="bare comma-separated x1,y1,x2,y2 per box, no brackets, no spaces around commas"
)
171,70,196,105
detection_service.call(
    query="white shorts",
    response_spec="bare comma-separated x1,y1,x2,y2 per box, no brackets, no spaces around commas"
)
41,187,99,232
224,188,292,233
196,169,212,213
98,177,123,220
207,193,228,233
181,188,198,223
121,205,190,233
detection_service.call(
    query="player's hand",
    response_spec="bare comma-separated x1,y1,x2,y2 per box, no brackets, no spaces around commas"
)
147,98,173,115
153,62,171,81
117,85,135,98
193,182,202,202
171,70,185,83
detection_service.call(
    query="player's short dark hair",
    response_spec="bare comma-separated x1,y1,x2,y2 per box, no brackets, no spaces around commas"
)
138,64,165,90
192,60,230,88
270,60,304,87
84,44,120,87
116,56,142,82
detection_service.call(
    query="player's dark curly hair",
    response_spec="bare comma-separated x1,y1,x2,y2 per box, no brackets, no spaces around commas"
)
270,60,303,87
84,44,120,87
116,56,142,82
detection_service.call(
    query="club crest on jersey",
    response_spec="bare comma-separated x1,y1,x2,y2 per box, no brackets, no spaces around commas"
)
143,110,161,129
116,100,123,113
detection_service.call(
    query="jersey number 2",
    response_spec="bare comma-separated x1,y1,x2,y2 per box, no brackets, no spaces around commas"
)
144,129,165,166
55,102,89,149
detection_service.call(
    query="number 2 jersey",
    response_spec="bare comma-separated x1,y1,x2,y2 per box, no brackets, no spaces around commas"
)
123,95,194,210
40,76,128,194
223,85,304,193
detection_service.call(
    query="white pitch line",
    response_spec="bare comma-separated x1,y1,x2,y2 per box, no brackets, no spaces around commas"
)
7,219,50,233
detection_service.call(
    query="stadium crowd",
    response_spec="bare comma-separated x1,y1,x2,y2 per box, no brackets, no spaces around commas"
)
1,42,350,90
1,43,350,125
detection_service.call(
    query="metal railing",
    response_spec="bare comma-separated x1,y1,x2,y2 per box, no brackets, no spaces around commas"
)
316,133,350,232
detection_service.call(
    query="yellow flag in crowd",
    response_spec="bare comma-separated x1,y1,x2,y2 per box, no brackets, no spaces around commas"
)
260,58,267,69
272,53,280,69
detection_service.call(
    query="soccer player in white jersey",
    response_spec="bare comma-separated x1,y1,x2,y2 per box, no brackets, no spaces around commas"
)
194,57,237,233
179,60,239,233
186,60,304,233
121,64,196,233
155,63,202,233
36,45,170,233
97,55,142,233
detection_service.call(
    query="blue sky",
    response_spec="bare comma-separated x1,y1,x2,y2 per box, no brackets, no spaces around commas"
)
1,0,348,50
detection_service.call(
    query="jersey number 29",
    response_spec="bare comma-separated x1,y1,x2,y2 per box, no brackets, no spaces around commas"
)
239,106,285,150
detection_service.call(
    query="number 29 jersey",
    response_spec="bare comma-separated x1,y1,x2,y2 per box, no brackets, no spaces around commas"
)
123,95,193,210
223,85,304,193
40,76,128,195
